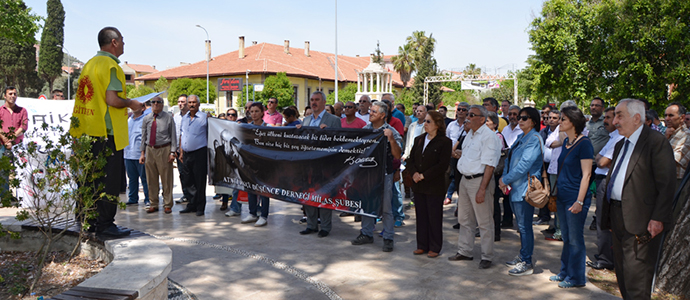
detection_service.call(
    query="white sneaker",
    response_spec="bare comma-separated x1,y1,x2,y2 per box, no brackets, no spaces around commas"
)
254,217,267,227
241,214,259,223
225,211,241,217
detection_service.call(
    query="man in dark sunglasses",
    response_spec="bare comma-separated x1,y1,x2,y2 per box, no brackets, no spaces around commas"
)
226,108,238,122
341,101,366,128
264,97,283,126
356,95,371,124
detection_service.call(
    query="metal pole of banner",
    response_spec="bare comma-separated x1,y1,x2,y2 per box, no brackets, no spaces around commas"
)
334,0,338,102
246,70,249,104
196,25,210,104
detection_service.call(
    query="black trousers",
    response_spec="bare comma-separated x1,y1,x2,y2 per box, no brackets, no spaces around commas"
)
414,193,444,253
181,147,208,212
594,178,614,265
176,156,190,198
610,202,662,300
90,137,122,232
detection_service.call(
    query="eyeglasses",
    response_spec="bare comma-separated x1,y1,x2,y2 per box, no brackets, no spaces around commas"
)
518,115,530,121
227,113,237,117
344,105,355,109
425,119,432,124
468,113,483,118
458,108,468,112
508,112,518,116
150,100,163,104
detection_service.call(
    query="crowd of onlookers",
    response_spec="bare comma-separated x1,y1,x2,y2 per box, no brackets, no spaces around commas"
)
3,81,683,298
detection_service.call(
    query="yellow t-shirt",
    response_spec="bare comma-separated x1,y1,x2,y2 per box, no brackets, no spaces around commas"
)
498,117,508,132
70,52,129,150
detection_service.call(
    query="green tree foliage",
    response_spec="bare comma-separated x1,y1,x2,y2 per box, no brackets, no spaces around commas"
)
372,41,384,66
0,37,44,97
394,89,418,115
261,72,294,108
153,76,168,92
441,90,479,108
0,0,42,45
410,34,442,105
238,84,262,108
37,0,65,93
406,30,436,70
127,85,155,99
463,63,482,77
167,78,217,105
528,0,690,110
327,83,357,104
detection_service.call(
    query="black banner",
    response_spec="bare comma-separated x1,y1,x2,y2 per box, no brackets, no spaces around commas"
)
207,118,386,217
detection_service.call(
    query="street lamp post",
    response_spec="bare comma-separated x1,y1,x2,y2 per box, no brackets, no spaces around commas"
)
196,25,210,104
246,69,249,105
58,45,71,99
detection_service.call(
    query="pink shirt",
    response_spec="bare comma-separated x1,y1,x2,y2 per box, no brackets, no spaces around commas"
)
263,110,283,125
0,104,28,143
341,117,366,129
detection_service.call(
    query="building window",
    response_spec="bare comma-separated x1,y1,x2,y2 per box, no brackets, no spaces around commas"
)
125,74,132,80
328,89,334,94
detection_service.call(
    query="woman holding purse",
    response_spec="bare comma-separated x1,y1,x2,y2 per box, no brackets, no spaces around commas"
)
406,111,452,258
498,107,544,276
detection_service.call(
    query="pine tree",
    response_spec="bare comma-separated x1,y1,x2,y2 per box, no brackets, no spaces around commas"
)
37,0,65,93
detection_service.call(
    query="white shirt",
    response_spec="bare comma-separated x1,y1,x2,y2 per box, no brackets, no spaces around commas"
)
457,124,501,175
355,111,370,124
546,125,562,175
502,123,522,148
610,125,643,201
595,130,623,175
403,120,425,159
173,112,184,143
446,120,464,143
543,127,556,162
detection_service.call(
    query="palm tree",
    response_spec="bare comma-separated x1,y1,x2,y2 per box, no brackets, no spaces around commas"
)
392,44,415,88
406,31,436,71
464,63,482,77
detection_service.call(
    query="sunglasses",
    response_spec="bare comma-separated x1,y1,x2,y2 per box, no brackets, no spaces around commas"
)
359,100,369,104
468,113,483,118
268,101,276,104
344,105,355,109
424,119,432,124
518,115,530,121
227,113,237,117
150,100,163,104
458,108,468,112
508,112,518,116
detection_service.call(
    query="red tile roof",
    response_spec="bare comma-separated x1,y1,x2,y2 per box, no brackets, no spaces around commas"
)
135,42,404,87
124,63,157,74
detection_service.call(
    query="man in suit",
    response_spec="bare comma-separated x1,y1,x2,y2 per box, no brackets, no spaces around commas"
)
603,98,675,300
298,91,341,238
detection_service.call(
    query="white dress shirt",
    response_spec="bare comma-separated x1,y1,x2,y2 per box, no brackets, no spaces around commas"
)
595,130,623,176
546,125,562,175
457,124,501,175
609,125,643,200
446,120,464,143
502,123,522,148
355,111,370,124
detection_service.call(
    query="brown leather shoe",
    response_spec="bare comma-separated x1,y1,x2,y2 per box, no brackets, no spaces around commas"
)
413,249,427,255
164,207,172,214
219,203,228,211
427,251,439,258
146,207,159,213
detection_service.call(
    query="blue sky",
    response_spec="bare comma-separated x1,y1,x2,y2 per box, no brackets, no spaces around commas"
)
24,0,546,74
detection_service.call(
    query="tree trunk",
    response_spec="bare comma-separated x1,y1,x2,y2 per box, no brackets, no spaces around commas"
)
656,185,690,298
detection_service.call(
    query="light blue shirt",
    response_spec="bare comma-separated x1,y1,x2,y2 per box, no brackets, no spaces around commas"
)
309,109,326,127
180,111,208,152
609,124,643,201
124,113,146,160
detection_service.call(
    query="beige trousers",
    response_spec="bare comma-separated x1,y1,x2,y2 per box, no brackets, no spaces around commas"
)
456,175,495,261
145,145,174,208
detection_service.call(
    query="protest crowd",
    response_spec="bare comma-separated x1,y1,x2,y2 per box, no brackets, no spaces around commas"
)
3,27,688,300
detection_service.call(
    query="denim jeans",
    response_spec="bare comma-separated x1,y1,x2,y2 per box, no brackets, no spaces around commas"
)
230,189,242,213
510,200,535,264
556,195,591,286
248,193,269,218
124,159,149,204
361,173,394,240
392,178,404,221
